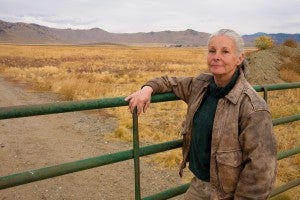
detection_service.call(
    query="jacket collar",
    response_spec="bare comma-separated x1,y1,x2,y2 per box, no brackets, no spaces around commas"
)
225,68,248,104
195,70,248,105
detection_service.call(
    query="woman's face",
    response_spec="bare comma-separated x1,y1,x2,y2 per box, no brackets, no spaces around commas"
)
207,35,244,80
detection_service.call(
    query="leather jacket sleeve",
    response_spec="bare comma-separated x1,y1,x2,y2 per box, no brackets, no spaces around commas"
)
144,75,195,103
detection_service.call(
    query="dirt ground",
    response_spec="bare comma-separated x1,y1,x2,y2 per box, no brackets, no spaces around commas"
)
0,76,185,200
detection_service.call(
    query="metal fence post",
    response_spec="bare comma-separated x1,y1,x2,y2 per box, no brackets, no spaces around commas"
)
133,108,141,200
262,86,268,102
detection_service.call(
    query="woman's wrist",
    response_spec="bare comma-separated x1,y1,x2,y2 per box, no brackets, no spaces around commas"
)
142,85,153,94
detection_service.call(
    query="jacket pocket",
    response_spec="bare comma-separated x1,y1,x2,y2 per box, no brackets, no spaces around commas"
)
216,150,243,194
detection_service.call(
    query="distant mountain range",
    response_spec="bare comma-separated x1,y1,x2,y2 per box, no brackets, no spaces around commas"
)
0,20,299,46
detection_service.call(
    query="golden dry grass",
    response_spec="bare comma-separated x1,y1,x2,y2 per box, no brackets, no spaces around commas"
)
279,46,300,83
0,44,299,198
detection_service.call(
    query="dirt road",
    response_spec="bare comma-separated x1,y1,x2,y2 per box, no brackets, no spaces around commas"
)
0,77,184,199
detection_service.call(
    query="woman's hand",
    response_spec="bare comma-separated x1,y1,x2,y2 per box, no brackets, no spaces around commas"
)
125,86,153,115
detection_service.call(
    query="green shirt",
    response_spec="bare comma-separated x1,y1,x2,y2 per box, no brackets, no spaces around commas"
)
189,70,239,181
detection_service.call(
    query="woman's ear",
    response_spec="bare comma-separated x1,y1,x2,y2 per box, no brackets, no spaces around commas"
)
236,53,245,65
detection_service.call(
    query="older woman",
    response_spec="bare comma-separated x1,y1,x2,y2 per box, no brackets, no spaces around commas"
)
125,29,277,199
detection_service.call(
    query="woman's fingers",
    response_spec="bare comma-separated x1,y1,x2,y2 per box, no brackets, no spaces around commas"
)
126,97,148,114
128,97,137,113
137,102,145,115
125,86,153,114
124,94,133,102
143,101,150,113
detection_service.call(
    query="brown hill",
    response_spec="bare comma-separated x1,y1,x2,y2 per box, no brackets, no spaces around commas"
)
1,20,299,46
0,20,112,44
0,20,210,45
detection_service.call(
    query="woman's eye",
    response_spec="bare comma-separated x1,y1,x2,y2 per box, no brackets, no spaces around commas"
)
208,50,215,53
223,50,230,54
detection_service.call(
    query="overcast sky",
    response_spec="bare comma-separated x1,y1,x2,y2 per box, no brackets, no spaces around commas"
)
0,0,299,35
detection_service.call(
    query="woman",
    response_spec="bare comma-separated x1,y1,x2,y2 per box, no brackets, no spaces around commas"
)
125,29,277,199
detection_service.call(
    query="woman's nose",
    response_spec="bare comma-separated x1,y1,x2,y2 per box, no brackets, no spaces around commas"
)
213,51,221,61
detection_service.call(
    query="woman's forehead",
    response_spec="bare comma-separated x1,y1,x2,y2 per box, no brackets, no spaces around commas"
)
208,35,236,48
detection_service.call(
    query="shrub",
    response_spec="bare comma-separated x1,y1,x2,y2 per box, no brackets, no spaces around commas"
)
283,39,298,48
255,36,274,50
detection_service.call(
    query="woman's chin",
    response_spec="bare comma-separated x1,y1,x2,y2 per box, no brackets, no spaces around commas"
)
210,70,225,76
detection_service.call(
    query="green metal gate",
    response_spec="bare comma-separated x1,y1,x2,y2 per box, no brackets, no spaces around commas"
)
0,82,300,199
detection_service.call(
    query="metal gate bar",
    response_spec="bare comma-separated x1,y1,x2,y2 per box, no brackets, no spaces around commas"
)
0,139,182,190
1,82,299,120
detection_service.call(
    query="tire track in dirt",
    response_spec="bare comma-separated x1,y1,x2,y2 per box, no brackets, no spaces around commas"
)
0,77,184,199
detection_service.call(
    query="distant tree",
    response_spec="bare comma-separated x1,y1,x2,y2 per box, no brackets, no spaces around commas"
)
255,36,274,50
283,39,297,48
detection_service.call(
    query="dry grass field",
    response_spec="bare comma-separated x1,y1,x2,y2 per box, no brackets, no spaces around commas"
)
0,44,299,199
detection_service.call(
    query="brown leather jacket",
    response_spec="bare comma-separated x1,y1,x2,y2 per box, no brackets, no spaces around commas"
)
145,69,277,199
